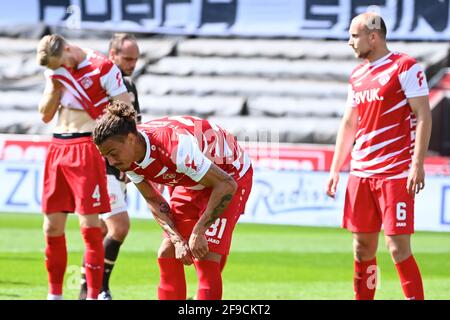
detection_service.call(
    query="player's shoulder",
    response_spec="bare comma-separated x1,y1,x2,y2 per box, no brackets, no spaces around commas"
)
86,49,114,72
390,51,418,70
138,119,176,143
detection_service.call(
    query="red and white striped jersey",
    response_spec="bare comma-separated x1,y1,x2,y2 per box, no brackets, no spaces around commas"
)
347,52,429,178
125,116,252,188
45,49,127,120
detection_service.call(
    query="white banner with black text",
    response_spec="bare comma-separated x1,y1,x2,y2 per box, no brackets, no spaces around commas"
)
0,0,449,40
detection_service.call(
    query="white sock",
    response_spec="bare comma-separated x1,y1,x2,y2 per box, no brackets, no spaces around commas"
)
47,294,63,300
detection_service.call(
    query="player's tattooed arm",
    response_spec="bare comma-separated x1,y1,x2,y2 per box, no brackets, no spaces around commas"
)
135,180,193,264
135,180,184,244
186,164,237,259
194,164,237,234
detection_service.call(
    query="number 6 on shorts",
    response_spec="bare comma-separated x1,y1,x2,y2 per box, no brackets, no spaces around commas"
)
396,202,407,221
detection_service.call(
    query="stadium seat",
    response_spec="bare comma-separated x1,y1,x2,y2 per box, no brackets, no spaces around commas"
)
0,110,54,134
147,56,356,81
136,75,348,98
208,116,341,144
177,39,355,60
139,94,244,117
0,36,448,145
247,97,345,117
0,91,41,111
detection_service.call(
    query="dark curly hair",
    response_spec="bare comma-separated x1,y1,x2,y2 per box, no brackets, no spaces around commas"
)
93,100,137,146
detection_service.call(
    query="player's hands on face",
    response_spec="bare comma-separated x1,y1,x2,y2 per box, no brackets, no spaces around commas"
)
407,163,425,196
326,172,340,199
174,240,193,265
188,233,209,260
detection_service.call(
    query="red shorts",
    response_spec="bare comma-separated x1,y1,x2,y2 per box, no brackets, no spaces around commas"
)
168,167,253,256
42,136,111,215
343,175,414,235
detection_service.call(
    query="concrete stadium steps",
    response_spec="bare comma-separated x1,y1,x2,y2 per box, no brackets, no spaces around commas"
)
0,37,176,59
177,39,356,60
146,56,356,81
177,39,449,65
139,94,245,117
0,110,54,135
0,91,41,111
136,75,347,99
0,74,45,91
0,38,176,82
247,96,345,117
0,38,38,54
208,116,341,144
0,55,44,80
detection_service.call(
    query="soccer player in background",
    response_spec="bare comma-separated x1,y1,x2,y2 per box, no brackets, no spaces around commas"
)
79,33,142,300
36,34,130,300
325,13,432,300
92,101,253,300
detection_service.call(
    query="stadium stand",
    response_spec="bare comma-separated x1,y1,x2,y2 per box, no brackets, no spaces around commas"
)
0,36,448,144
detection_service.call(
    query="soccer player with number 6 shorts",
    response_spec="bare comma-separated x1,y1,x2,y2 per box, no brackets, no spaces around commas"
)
93,101,253,300
326,13,432,300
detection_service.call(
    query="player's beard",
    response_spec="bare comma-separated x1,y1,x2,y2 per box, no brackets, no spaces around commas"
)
123,69,133,76
356,48,371,59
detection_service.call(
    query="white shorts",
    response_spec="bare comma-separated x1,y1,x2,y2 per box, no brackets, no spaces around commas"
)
101,174,128,220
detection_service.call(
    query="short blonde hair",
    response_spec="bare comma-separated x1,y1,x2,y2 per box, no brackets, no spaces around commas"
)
36,34,67,66
109,33,137,53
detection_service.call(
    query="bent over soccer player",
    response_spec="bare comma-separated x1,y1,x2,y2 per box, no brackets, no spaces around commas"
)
36,34,130,300
93,101,253,300
326,13,432,300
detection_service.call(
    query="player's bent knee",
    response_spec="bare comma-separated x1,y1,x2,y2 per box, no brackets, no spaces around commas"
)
108,225,129,242
158,239,175,258
105,212,130,241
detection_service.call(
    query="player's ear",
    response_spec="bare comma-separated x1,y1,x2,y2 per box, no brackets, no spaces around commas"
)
109,49,116,60
127,132,136,146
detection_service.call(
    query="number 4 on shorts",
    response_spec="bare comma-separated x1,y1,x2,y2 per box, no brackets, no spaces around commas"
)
92,184,101,202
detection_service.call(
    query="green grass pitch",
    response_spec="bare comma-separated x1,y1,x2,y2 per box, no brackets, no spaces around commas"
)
1,212,450,300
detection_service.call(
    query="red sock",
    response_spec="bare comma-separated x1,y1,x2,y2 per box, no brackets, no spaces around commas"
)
194,260,222,300
395,255,424,300
157,258,186,300
81,227,104,299
45,234,67,295
354,258,377,300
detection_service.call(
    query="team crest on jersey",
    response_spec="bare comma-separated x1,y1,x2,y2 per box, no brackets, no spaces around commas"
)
81,77,93,89
378,74,391,86
163,173,176,180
